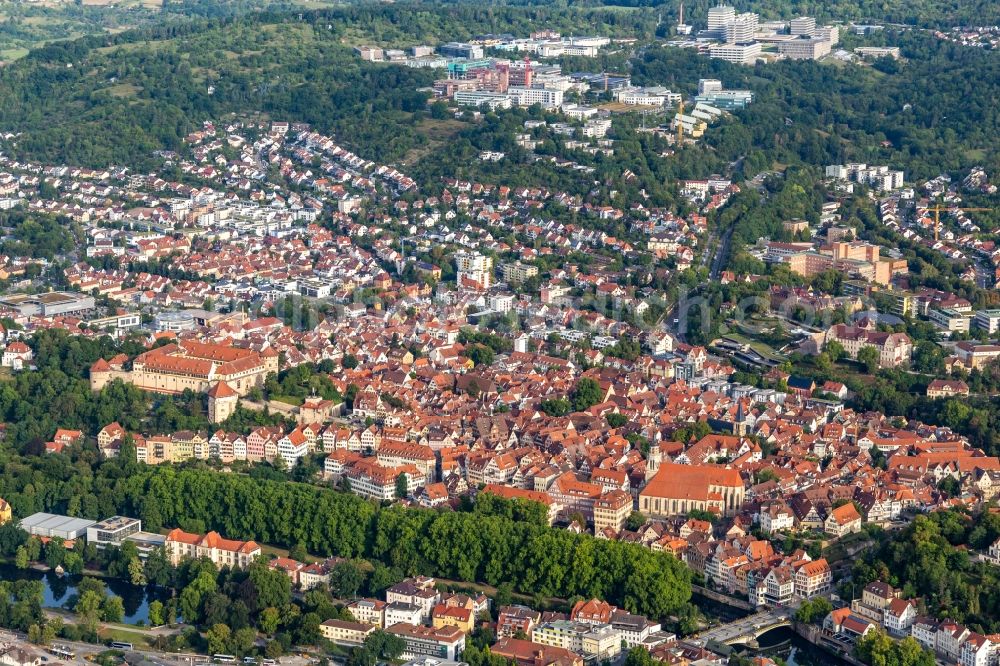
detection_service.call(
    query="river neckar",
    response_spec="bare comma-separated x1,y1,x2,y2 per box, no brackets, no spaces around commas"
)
692,592,850,666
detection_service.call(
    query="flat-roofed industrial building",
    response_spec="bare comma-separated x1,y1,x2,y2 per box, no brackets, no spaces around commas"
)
19,512,96,540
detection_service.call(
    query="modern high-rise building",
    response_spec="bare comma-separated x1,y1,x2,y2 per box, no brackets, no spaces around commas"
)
455,251,494,290
790,16,816,37
816,25,840,45
724,12,758,43
707,4,736,35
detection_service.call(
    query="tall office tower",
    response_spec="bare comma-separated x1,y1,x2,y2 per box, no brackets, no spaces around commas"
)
707,4,736,35
724,12,758,43
790,16,817,37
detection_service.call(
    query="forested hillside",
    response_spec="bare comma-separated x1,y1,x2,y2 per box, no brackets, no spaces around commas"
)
633,32,1000,180
0,2,657,170
605,0,1000,28
851,511,1000,633
0,17,434,168
0,2,995,187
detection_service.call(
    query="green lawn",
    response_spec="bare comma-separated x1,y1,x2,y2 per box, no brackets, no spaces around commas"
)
98,626,154,647
0,48,29,62
721,333,787,362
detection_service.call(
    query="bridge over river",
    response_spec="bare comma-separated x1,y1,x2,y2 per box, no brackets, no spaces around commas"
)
691,607,794,646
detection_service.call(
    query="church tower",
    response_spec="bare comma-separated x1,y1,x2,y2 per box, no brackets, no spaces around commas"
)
645,442,662,482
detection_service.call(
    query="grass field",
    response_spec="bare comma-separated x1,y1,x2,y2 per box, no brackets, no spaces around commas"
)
0,48,27,63
104,83,143,98
722,332,787,362
98,626,154,647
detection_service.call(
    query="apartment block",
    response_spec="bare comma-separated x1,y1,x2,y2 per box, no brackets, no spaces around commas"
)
593,490,632,535
320,620,377,646
386,623,466,661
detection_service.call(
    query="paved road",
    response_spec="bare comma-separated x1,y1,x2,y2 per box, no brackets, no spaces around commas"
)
0,628,316,666
692,607,792,646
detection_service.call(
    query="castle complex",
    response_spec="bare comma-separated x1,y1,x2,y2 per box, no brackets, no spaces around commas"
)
90,340,277,396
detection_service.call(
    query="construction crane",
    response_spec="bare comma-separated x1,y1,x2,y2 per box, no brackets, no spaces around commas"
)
602,72,629,92
925,203,992,241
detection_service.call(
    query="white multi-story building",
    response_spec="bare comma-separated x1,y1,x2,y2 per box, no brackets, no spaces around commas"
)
910,617,938,651
778,38,832,60
560,103,598,120
709,42,762,64
347,599,387,627
698,79,723,95
790,16,816,36
610,612,662,648
707,5,736,35
386,624,466,662
531,621,622,660
319,620,376,647
86,516,142,549
345,458,421,501
616,87,681,107
937,622,971,662
855,46,900,59
928,308,972,334
817,25,840,45
883,598,918,636
825,163,905,191
455,251,494,289
453,90,513,110
960,633,994,666
385,602,425,627
793,559,832,598
724,13,758,43
759,503,795,533
488,292,516,313
508,86,564,109
988,537,1000,564
582,119,612,137
387,578,441,621
277,428,309,468
763,567,795,606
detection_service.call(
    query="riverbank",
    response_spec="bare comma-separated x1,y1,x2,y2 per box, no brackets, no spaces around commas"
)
691,585,756,612
0,554,859,666
791,622,864,666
